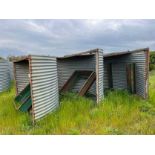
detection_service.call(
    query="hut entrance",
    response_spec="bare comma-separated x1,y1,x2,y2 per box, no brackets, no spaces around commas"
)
60,70,96,96
126,63,136,94
14,59,32,112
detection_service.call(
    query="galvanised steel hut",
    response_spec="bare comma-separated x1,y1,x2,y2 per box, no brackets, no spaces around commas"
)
57,48,149,103
57,49,104,103
104,48,149,99
0,58,12,92
13,55,59,122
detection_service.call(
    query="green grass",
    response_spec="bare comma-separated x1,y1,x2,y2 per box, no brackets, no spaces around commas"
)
0,72,155,135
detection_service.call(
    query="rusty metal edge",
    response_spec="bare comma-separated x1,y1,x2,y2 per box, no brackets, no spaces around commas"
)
28,55,35,124
104,47,149,58
57,48,100,59
145,48,150,99
12,56,29,63
95,49,99,104
13,62,18,96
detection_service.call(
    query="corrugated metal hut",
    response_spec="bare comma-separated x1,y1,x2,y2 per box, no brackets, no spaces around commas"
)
57,49,104,103
0,58,12,92
104,48,149,99
13,55,59,122
57,47,149,103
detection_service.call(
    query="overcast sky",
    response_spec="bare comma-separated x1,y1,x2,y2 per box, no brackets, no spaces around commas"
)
0,19,154,57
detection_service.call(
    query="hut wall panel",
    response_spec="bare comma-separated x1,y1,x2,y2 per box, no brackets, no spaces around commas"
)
57,55,96,95
112,63,127,89
8,62,14,80
30,55,59,121
14,61,29,94
103,63,109,89
97,51,104,102
128,51,147,98
104,50,147,98
0,60,11,92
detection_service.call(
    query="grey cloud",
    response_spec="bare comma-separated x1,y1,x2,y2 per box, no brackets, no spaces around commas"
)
0,19,154,57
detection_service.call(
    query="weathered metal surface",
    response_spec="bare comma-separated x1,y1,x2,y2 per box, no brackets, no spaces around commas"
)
126,63,136,94
96,50,104,103
128,51,148,98
14,60,29,94
104,48,149,57
57,49,104,103
0,59,11,92
30,55,59,121
112,63,127,89
104,48,149,99
107,63,113,88
61,70,94,93
57,55,97,96
14,55,59,122
8,62,14,80
58,48,100,59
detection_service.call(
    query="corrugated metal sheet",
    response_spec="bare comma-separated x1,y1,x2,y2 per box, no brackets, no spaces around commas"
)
8,62,14,80
30,55,59,121
57,49,104,103
104,49,148,98
14,60,29,94
103,63,109,89
0,59,11,92
112,63,127,89
14,55,59,122
57,55,96,95
128,51,148,98
96,50,104,103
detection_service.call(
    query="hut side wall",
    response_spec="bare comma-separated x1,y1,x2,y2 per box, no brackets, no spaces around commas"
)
96,51,104,103
112,63,127,89
128,51,148,98
30,55,59,121
104,50,148,98
57,55,96,95
0,60,11,92
14,60,29,94
8,62,14,80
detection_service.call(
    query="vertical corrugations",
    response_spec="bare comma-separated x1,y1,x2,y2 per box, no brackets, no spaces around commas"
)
145,49,149,99
0,59,11,92
129,51,148,98
57,55,96,96
103,63,109,89
104,50,148,99
30,55,59,121
112,63,127,89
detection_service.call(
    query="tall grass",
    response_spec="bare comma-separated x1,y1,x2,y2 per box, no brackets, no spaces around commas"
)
0,72,155,135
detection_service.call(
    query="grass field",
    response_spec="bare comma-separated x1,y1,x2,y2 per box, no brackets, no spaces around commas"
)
0,72,155,135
